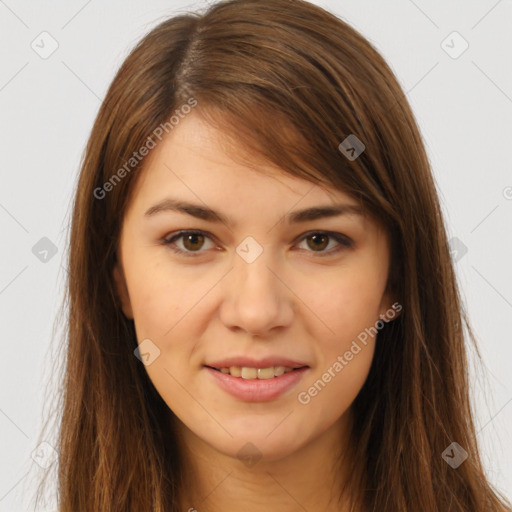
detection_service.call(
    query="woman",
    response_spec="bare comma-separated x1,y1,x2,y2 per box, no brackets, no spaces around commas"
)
35,0,512,510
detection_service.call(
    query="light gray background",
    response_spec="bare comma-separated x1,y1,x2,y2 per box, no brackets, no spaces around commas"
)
1,0,511,510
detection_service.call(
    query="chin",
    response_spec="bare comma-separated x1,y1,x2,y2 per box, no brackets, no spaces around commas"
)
206,429,308,465
232,442,298,466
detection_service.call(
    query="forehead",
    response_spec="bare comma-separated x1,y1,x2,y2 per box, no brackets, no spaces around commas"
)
128,110,361,216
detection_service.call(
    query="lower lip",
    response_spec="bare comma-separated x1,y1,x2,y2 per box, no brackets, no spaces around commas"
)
205,366,309,402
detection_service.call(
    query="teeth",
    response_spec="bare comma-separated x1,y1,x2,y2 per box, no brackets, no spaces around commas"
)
218,365,295,379
275,366,286,376
229,366,242,377
241,367,258,379
257,367,275,379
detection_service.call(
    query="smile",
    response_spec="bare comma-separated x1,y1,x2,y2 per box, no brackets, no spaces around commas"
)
208,365,302,379
204,365,309,402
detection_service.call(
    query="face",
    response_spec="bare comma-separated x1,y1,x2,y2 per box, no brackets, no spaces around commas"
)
113,110,396,463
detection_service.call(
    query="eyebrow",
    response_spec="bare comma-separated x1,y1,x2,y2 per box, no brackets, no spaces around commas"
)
144,198,363,225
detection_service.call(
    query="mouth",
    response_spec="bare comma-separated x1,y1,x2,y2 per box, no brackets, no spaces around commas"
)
204,364,310,402
205,365,308,379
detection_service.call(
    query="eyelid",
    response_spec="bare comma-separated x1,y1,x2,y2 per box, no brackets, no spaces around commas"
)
162,229,353,257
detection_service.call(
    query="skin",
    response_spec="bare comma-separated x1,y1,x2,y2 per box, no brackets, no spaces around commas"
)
113,110,399,511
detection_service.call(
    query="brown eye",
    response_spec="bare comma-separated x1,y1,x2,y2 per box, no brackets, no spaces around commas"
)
306,234,329,251
163,230,216,256
163,230,353,258
182,233,205,251
296,231,353,256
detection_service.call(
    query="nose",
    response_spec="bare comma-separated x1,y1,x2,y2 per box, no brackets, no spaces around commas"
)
219,249,294,336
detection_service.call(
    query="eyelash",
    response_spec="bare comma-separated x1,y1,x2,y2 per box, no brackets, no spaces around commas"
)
162,230,353,258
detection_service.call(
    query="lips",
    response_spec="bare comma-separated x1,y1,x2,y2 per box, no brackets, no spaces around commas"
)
205,365,309,402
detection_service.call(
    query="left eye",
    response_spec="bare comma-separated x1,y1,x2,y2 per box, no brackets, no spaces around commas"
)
162,230,353,257
296,232,353,255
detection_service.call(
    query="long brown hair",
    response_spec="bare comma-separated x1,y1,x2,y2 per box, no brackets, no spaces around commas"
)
33,0,511,510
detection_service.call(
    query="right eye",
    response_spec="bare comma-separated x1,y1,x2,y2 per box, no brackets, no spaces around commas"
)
162,230,217,256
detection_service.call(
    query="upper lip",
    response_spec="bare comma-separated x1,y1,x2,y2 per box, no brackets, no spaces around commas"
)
205,357,309,369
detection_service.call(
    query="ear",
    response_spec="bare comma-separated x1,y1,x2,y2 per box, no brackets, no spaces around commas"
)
113,263,134,319
378,288,402,323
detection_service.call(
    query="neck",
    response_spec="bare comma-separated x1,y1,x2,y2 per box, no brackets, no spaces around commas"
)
172,409,357,512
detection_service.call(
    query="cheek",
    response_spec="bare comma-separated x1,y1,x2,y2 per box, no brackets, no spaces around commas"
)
301,349,373,425
297,281,379,418
126,261,209,377
130,282,172,337
127,275,199,409
298,260,386,408
304,263,387,344
126,256,197,335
